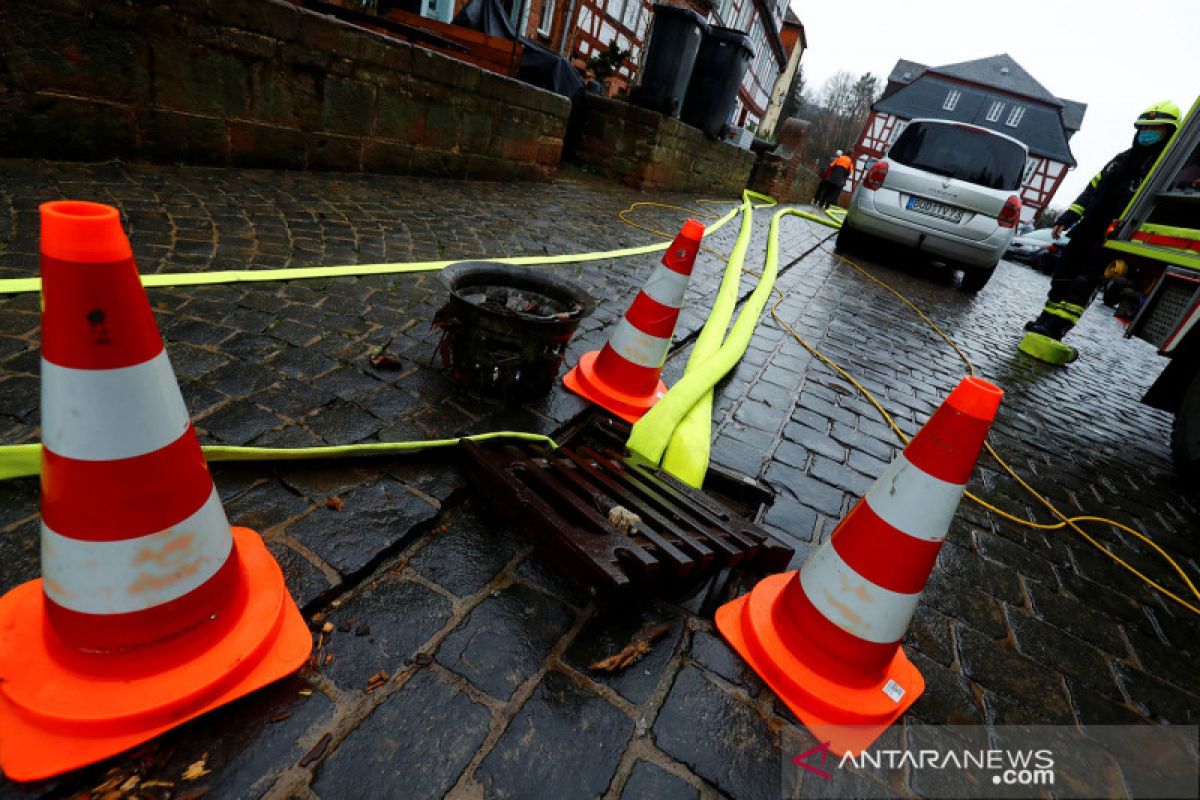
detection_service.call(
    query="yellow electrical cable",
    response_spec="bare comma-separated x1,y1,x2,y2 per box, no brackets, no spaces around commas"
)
801,245,1199,615
613,200,1200,616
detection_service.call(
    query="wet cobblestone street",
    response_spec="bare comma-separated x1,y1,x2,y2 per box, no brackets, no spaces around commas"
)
1,160,1197,799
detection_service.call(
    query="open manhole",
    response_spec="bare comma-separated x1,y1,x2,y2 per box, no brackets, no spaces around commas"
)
434,262,593,400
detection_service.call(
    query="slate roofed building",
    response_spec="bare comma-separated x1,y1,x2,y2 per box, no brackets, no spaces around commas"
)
850,54,1087,221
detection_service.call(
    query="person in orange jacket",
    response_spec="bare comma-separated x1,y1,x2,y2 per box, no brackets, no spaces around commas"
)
816,150,854,209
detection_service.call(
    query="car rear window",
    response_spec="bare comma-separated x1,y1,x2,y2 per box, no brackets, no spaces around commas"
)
888,122,1026,190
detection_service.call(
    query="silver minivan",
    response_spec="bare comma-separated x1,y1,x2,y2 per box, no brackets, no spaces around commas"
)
836,119,1029,291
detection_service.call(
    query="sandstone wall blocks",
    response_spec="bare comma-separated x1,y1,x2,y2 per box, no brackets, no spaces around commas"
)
229,120,306,170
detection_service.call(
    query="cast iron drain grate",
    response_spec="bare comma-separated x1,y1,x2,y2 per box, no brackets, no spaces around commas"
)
460,417,791,603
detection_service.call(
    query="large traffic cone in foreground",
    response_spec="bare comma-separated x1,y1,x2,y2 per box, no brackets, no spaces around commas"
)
716,376,1002,755
0,201,311,782
563,219,704,422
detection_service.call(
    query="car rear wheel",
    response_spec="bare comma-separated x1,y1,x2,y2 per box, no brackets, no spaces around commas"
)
835,223,867,254
1171,366,1200,483
959,261,998,292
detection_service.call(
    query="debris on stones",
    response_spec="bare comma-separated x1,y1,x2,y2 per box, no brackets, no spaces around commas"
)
364,669,389,694
269,710,292,723
369,337,404,370
355,624,371,636
180,756,211,782
298,733,332,768
298,689,314,697
606,505,641,535
321,621,335,634
589,623,672,673
325,496,344,511
406,652,434,667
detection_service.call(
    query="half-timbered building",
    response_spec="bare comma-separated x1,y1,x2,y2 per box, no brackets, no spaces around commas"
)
850,54,1086,221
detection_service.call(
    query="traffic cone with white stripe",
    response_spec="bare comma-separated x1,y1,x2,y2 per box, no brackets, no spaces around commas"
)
563,219,704,422
0,201,311,782
716,376,1002,755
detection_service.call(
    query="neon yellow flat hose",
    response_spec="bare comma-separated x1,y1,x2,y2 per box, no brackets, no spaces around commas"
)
0,207,742,296
658,190,772,486
0,433,557,481
626,207,799,467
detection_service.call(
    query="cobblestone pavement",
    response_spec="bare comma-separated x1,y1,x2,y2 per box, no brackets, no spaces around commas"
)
1,160,1198,799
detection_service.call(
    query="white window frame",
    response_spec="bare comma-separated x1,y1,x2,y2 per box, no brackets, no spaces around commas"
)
605,0,622,25
1023,158,1038,183
1006,105,1025,128
985,101,1005,122
621,0,640,31
942,90,961,112
537,0,555,36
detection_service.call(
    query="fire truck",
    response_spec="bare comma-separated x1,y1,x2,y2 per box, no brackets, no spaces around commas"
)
1105,97,1200,478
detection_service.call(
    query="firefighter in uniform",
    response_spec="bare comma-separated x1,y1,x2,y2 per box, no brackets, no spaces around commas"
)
1021,101,1181,363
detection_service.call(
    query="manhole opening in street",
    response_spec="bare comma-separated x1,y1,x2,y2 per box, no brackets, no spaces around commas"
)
434,261,594,400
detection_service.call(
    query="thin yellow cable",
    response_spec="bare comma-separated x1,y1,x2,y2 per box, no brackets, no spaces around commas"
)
769,223,1200,615
616,200,1200,615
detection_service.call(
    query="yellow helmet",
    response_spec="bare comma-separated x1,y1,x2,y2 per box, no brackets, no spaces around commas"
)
1135,101,1181,130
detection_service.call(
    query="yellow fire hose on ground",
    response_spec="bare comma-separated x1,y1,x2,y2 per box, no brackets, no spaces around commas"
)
0,191,1195,618
600,195,1200,618
0,193,766,483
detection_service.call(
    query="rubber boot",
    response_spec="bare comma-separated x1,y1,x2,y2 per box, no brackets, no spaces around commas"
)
1023,312,1073,340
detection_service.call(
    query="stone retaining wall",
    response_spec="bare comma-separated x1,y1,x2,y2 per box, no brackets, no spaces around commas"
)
569,95,756,195
747,117,817,203
0,0,571,180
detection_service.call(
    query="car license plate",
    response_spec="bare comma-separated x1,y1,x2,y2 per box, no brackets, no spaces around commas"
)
907,196,964,223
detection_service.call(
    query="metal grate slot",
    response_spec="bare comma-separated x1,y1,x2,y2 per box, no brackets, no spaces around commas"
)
459,438,794,602
1137,277,1200,348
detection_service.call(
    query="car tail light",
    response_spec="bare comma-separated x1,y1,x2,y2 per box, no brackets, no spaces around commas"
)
998,195,1021,228
862,161,888,191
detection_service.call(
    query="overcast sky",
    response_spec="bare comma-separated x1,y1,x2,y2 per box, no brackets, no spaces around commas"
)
791,0,1198,210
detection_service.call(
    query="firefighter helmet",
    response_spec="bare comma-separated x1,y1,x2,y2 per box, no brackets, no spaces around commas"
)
1135,101,1181,130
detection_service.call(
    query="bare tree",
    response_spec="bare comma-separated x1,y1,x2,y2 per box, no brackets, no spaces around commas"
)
802,70,881,167
1035,206,1064,228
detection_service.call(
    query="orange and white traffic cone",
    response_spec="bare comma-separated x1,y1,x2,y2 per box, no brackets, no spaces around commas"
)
716,376,1003,755
0,201,312,782
563,219,704,422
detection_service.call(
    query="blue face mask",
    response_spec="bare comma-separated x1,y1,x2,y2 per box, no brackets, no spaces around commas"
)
1136,129,1164,146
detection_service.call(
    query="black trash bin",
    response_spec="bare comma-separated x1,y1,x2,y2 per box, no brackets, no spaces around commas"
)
433,262,594,400
629,4,708,118
680,26,754,138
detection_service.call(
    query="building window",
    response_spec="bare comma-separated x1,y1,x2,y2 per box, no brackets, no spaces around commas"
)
537,0,555,36
622,0,641,30
1006,105,1025,127
942,90,961,111
985,101,1005,122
